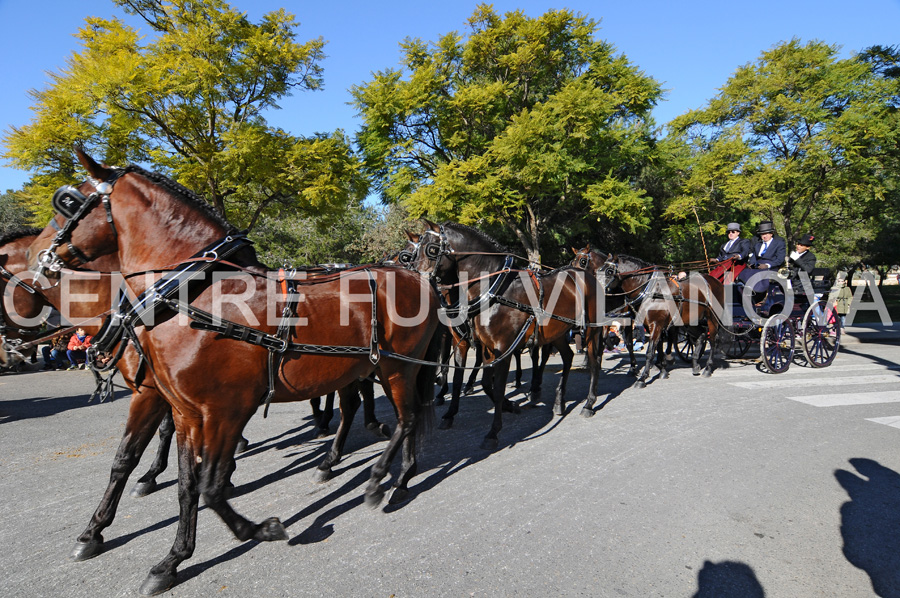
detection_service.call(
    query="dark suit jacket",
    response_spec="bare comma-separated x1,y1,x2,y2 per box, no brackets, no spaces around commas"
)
716,237,751,263
748,236,786,269
787,250,817,289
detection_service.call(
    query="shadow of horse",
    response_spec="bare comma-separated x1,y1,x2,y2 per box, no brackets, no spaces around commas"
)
836,458,900,597
692,560,765,597
0,388,130,424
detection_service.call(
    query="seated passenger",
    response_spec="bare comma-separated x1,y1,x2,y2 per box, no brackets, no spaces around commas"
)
709,222,751,283
737,221,786,296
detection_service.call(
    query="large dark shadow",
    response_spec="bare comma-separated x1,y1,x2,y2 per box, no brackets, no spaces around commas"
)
692,560,765,598
0,387,130,424
835,458,900,597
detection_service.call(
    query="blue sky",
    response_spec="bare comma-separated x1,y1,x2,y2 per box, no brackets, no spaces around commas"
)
1,0,898,193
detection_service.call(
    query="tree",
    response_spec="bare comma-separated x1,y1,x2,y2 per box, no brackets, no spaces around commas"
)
352,5,663,263
667,39,900,267
0,191,34,236
2,0,366,228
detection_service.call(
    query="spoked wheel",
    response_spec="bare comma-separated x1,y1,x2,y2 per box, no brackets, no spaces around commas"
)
675,328,707,363
761,314,795,374
723,325,753,359
801,299,840,367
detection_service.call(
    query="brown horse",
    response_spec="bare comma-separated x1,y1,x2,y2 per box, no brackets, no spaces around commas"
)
28,149,443,595
570,246,726,390
401,220,604,443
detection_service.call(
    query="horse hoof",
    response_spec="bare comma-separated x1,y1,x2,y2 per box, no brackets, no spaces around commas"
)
480,437,499,451
312,467,333,483
130,480,157,498
660,371,669,380
701,369,713,378
434,396,445,406
580,407,595,418
634,380,646,389
388,487,410,505
70,539,104,562
463,384,476,395
139,572,177,596
438,418,454,430
628,368,639,377
315,428,331,439
365,487,385,509
501,401,521,414
254,517,288,541
235,437,249,454
553,404,565,417
366,422,392,440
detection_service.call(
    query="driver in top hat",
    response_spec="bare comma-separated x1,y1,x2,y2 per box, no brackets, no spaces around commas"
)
737,220,786,291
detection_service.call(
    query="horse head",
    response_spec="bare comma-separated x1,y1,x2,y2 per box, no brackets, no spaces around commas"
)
29,147,240,277
28,149,123,277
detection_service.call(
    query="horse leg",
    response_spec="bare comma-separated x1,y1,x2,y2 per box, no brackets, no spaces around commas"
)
439,342,468,430
527,345,544,404
634,327,658,389
463,347,481,395
481,358,513,451
314,385,362,482
434,332,451,405
552,341,574,416
140,414,287,595
364,372,424,507
701,320,719,378
71,389,169,562
130,406,175,498
513,349,523,388
362,377,391,439
691,329,704,376
621,326,638,376
657,334,670,380
579,328,604,418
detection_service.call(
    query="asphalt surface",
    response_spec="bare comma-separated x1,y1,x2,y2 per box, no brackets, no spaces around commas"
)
2,335,900,598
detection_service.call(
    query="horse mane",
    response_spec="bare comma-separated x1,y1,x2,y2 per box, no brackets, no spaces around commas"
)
0,226,42,247
442,222,510,254
124,164,238,234
617,253,657,271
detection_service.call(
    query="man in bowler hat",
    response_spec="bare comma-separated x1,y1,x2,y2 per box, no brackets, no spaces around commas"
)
738,221,786,292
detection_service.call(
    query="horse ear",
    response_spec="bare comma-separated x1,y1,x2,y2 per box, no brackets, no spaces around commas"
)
421,218,440,232
405,230,419,242
586,243,591,251
74,145,116,183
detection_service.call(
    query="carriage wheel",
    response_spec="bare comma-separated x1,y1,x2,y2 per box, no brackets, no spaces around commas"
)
761,314,795,374
675,328,706,363
724,326,752,359
801,299,840,368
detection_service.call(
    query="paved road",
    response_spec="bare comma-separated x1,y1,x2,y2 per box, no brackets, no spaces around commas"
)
1,340,899,598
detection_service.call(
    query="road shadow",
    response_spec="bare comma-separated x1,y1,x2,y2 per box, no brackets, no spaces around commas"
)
0,387,130,424
835,458,900,597
692,560,765,597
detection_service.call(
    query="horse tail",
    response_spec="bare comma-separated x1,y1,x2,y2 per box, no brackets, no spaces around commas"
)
414,322,445,444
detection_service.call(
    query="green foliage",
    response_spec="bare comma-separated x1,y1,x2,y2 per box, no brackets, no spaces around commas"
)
667,39,900,267
0,191,34,236
353,5,663,262
249,201,415,266
2,0,365,230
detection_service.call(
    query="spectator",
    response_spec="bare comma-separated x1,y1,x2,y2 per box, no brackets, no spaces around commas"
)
66,328,92,370
41,335,68,370
833,274,853,326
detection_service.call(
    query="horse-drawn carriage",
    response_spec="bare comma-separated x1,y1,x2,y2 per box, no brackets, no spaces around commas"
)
674,266,841,373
